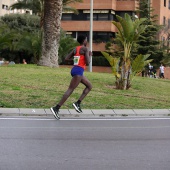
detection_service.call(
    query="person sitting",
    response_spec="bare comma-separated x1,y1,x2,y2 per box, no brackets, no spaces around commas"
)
23,59,27,64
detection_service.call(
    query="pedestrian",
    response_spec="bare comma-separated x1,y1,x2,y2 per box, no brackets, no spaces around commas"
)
159,64,165,78
51,35,92,119
148,63,153,78
23,59,27,64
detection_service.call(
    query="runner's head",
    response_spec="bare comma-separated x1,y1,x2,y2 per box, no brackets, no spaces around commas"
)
77,35,87,46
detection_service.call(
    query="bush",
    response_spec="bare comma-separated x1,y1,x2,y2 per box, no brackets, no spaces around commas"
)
92,56,110,66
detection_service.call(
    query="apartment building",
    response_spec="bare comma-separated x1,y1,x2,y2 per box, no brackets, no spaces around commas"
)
152,0,170,42
0,0,31,16
61,0,170,52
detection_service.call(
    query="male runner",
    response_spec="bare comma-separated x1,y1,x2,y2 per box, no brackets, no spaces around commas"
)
51,35,92,119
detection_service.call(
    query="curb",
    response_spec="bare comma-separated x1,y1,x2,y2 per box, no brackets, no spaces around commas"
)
0,108,170,118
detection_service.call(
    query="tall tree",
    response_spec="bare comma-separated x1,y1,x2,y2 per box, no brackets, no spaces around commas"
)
37,0,63,67
1,14,40,33
134,0,163,67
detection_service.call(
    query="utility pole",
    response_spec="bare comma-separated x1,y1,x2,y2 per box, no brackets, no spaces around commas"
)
89,0,93,72
148,0,150,19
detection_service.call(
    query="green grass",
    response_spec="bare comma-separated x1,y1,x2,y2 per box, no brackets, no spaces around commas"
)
0,64,170,109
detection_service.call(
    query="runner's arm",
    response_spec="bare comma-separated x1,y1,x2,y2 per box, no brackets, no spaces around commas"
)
84,47,92,66
65,49,75,61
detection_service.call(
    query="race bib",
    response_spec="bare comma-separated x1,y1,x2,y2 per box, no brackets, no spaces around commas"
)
74,56,80,65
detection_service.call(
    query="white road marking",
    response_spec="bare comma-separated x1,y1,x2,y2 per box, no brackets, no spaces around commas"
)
0,117,170,121
0,117,170,129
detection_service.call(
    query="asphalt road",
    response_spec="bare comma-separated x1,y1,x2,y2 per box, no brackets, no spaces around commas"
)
0,117,170,170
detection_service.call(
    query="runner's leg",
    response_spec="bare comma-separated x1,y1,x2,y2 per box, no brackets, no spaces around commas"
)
78,75,92,102
58,75,82,106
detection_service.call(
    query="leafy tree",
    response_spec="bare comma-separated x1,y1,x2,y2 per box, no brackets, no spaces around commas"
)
0,21,20,61
135,0,163,67
0,23,13,51
0,15,41,63
102,14,152,90
1,14,40,33
15,31,42,63
0,14,78,64
58,30,78,64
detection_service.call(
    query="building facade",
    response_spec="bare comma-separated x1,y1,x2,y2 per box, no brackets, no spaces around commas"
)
61,0,170,52
152,0,170,43
0,0,31,16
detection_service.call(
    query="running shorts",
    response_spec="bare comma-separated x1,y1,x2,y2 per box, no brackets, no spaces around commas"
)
71,66,84,77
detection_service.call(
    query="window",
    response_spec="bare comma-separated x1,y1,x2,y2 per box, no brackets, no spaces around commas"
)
164,0,166,7
163,16,166,25
115,11,133,19
98,14,109,21
2,4,8,10
86,14,97,21
93,32,114,43
62,14,72,20
62,10,115,21
168,19,170,28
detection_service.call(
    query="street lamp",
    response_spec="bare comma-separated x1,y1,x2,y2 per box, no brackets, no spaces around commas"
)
89,0,93,72
148,0,150,19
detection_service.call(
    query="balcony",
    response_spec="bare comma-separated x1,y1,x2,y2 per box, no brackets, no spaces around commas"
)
116,0,138,11
69,0,116,10
67,0,138,11
61,21,116,32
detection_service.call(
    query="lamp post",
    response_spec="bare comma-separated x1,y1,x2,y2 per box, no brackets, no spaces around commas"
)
148,0,150,19
89,0,93,72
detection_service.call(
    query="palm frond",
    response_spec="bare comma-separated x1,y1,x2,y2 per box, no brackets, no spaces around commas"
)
131,54,152,77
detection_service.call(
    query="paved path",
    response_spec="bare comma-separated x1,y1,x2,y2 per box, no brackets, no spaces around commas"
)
1,117,170,170
0,108,170,118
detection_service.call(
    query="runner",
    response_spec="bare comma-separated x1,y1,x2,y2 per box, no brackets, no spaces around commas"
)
159,63,165,78
51,35,92,119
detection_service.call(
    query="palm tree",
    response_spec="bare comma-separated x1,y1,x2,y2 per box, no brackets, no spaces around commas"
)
102,14,152,90
10,0,83,67
37,0,63,67
15,31,42,63
0,23,16,51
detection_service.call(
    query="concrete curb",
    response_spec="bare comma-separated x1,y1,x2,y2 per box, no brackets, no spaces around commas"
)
0,108,170,118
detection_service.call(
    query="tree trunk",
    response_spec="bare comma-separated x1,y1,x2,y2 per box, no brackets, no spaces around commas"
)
115,61,131,90
38,0,63,67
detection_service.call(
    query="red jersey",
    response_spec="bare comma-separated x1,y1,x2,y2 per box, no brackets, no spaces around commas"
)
73,46,86,69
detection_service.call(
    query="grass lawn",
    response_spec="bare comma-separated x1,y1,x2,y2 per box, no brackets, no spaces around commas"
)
0,64,170,109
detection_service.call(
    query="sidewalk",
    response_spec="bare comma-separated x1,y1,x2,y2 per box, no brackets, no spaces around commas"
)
0,108,170,118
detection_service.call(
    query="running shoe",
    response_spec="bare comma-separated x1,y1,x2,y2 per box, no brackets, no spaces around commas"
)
72,102,82,113
50,107,60,119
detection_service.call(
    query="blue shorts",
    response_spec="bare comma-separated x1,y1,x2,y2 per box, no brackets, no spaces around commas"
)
71,66,84,77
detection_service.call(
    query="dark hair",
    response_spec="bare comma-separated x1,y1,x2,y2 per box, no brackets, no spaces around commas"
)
77,35,86,44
